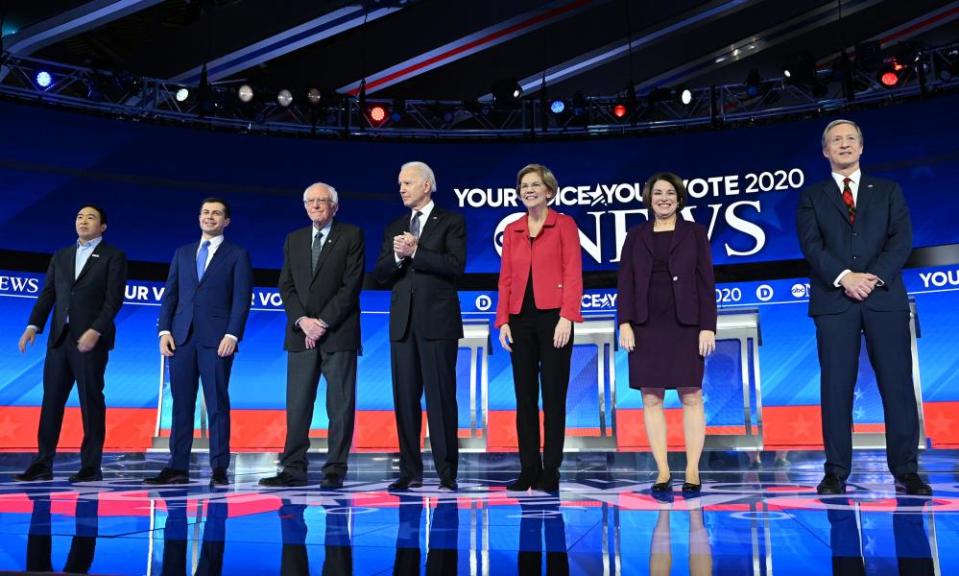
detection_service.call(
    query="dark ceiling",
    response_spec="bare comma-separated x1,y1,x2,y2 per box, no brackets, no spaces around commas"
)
2,0,958,103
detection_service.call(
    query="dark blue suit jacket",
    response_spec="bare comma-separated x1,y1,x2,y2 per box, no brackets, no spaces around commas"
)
797,175,912,316
158,239,253,346
616,218,717,331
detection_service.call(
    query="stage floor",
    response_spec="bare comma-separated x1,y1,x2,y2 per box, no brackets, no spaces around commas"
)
0,450,953,575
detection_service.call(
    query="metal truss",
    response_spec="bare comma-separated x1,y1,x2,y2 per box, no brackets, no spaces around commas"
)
1,44,957,139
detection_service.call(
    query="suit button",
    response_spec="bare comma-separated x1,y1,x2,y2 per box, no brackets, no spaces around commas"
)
672,276,679,282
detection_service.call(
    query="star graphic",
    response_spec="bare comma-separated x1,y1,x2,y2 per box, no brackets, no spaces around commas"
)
588,187,606,207
0,414,24,441
790,414,817,440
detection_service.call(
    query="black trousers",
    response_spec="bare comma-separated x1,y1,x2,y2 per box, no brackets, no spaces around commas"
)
34,334,108,471
509,308,572,475
815,304,919,480
281,348,357,480
391,314,459,482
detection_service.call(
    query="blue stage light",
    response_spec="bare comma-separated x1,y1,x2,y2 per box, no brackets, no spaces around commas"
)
36,71,53,88
550,99,566,114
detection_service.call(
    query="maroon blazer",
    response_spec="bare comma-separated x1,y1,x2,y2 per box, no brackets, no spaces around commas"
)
495,209,583,328
616,218,717,331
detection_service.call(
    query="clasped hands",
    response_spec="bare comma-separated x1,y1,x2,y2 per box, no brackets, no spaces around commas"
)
393,232,418,259
840,272,879,301
299,317,327,349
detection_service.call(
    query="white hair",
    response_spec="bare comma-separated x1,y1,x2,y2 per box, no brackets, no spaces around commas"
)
302,182,339,206
401,161,437,193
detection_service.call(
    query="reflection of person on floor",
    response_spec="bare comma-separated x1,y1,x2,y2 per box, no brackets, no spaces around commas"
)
826,507,865,576
518,501,569,575
160,492,227,576
392,495,459,575
893,497,935,576
279,498,354,575
27,492,99,573
649,505,713,576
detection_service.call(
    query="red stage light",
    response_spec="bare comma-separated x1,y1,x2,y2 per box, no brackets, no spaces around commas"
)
880,71,899,87
612,103,628,118
368,104,388,125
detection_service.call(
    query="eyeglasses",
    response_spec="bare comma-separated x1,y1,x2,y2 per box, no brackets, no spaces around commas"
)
304,198,333,206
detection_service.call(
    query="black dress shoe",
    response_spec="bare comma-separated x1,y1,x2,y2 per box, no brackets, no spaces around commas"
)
533,471,560,493
321,474,344,489
895,473,932,496
143,468,189,485
816,473,846,495
651,476,672,493
258,471,307,487
68,467,102,483
682,481,702,494
388,477,423,491
439,478,458,492
210,469,229,487
14,464,53,482
507,471,541,491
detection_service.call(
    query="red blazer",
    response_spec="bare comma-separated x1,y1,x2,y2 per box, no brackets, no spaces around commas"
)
616,218,717,331
495,209,583,328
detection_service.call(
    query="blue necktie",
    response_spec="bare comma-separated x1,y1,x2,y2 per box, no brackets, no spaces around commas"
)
197,240,210,280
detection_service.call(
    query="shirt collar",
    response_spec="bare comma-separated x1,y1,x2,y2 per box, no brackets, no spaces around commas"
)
77,236,102,249
413,200,435,221
313,219,334,238
200,234,226,248
831,168,861,189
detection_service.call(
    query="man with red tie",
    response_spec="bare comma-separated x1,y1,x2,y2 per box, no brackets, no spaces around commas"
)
797,119,930,496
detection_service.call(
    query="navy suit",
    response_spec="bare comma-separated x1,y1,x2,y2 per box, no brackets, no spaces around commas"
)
797,175,919,480
158,238,252,472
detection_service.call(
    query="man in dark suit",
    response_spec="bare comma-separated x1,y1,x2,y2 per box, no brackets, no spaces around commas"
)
259,182,364,489
373,161,465,492
797,119,930,496
15,205,127,483
145,198,252,487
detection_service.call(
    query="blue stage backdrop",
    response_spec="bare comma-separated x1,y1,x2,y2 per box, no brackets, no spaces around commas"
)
1,94,958,449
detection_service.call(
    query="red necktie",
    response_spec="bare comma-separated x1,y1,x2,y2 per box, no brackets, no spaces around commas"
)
841,177,856,224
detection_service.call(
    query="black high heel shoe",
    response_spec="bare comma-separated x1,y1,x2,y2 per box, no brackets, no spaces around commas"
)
651,475,672,492
681,481,702,494
507,471,541,491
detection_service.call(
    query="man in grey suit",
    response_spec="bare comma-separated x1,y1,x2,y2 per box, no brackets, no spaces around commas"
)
260,182,364,489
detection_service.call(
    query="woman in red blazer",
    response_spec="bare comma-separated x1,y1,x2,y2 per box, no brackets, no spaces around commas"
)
496,164,583,493
617,172,717,494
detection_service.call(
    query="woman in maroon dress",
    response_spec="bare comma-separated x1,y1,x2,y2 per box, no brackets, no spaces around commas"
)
617,172,717,493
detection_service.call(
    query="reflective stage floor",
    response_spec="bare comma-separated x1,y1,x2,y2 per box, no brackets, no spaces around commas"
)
0,450,955,575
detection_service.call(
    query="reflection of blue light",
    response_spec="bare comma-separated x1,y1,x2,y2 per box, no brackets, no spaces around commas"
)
36,71,53,88
550,99,566,114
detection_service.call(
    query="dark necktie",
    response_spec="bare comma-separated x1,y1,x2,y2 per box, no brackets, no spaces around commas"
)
196,240,211,280
312,231,325,273
842,177,856,224
410,211,422,239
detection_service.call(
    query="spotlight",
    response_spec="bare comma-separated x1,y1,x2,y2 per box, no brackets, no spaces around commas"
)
783,52,816,84
306,88,322,106
238,84,254,103
491,78,523,104
175,87,190,102
612,103,628,118
549,99,566,114
36,70,53,88
366,103,389,126
878,59,906,88
745,68,763,97
277,89,293,107
680,88,693,105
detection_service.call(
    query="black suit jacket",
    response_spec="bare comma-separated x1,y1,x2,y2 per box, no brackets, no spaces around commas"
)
797,175,912,316
372,206,466,341
28,240,128,350
278,221,364,352
616,218,717,331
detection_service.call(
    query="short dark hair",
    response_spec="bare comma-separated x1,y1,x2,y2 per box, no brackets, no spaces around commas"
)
201,197,231,218
79,204,108,225
642,172,687,210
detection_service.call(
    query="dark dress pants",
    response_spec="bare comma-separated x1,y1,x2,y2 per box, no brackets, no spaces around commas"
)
391,307,459,482
281,348,357,480
168,337,234,472
509,309,572,476
815,304,919,480
34,335,108,471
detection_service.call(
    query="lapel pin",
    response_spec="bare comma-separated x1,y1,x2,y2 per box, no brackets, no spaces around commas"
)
91,254,100,258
